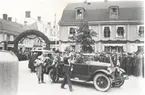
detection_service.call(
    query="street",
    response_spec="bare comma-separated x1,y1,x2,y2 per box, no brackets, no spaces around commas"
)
17,61,145,95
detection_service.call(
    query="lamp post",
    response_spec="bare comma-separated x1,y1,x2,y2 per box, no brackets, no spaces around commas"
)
53,13,58,50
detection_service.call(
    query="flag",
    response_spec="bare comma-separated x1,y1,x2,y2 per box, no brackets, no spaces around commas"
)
25,11,31,18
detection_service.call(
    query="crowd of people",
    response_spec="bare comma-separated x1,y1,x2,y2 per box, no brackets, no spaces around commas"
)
28,47,144,92
53,50,144,77
93,51,144,77
29,49,144,77
28,49,73,91
18,49,31,61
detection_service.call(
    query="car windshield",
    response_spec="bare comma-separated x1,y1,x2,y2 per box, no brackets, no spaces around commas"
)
83,54,95,62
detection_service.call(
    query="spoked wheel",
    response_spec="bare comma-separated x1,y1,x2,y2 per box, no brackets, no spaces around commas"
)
93,73,111,92
112,80,124,87
49,69,59,83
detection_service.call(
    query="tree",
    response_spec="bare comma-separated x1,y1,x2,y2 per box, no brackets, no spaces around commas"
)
69,21,97,53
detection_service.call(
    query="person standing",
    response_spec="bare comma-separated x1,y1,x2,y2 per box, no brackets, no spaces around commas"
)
34,52,46,84
51,51,61,81
61,50,73,92
28,52,38,72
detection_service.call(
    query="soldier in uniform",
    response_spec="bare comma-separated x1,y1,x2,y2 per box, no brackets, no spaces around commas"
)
61,49,73,92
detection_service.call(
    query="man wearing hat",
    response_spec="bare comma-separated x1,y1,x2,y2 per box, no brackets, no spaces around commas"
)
61,47,73,92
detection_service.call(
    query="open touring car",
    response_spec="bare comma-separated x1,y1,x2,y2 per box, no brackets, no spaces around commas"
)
47,53,128,92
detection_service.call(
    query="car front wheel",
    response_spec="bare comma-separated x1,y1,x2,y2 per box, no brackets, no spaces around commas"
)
49,69,59,82
93,73,111,92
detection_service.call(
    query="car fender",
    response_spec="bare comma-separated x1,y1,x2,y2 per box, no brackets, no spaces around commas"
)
89,69,112,81
45,65,53,74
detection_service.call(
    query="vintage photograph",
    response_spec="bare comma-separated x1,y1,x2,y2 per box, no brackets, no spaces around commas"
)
0,0,144,95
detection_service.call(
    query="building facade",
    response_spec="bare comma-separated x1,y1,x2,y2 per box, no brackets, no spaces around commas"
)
27,17,59,50
59,1,144,53
0,14,29,51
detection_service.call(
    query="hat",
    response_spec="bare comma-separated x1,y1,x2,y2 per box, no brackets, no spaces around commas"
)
55,50,60,53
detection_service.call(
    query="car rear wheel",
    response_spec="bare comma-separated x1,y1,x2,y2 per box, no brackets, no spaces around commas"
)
112,80,124,87
93,73,111,92
49,69,59,82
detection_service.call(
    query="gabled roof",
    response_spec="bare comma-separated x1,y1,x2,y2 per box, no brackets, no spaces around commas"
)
0,18,29,35
59,1,144,25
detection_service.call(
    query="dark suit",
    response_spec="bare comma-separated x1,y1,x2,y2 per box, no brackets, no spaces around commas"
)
61,57,72,91
29,54,37,72
126,56,132,75
111,55,117,67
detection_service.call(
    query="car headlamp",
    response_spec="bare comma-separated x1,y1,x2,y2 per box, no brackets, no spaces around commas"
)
107,67,113,74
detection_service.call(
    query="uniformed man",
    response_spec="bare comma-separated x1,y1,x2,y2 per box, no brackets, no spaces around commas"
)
61,50,73,92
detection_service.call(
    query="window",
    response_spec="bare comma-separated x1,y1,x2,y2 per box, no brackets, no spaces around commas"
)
116,26,125,37
10,35,14,41
138,25,144,37
69,28,76,36
137,46,144,53
104,46,110,52
103,26,111,38
104,46,123,53
76,9,84,19
109,6,119,19
7,34,10,41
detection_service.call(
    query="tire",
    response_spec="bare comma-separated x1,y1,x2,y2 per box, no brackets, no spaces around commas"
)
49,69,59,82
93,73,111,92
112,80,124,87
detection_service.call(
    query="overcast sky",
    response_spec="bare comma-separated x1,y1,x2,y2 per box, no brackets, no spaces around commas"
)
0,0,144,25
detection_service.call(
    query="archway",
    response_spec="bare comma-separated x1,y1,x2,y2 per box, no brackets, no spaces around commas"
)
14,29,50,54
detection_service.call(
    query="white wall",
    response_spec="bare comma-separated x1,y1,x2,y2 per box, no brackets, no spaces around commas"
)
0,34,3,42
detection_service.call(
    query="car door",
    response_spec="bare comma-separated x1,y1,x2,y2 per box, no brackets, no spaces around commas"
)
71,63,90,80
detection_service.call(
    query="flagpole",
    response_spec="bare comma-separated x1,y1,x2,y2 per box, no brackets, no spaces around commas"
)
54,13,57,50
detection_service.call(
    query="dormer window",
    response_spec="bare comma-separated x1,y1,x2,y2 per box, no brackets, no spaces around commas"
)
109,6,119,19
76,7,84,19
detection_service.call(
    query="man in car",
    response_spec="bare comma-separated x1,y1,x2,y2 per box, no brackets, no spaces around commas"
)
61,49,73,92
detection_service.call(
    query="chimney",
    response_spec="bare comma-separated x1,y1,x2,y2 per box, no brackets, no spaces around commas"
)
25,11,31,18
37,16,41,21
47,22,51,25
47,22,51,27
3,14,8,20
24,21,27,25
84,0,87,3
8,17,12,21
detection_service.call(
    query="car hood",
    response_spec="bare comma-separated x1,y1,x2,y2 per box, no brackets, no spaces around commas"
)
86,61,111,67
